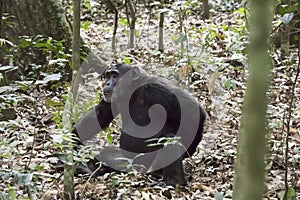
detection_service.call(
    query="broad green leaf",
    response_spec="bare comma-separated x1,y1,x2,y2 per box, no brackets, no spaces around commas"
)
281,13,294,24
107,133,113,144
215,192,223,200
122,56,131,64
157,8,171,13
175,34,186,45
62,92,73,130
35,73,61,85
48,59,68,66
8,185,16,200
81,21,92,30
118,18,128,26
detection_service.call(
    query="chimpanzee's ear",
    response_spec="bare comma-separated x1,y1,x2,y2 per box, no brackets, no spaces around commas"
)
131,67,140,81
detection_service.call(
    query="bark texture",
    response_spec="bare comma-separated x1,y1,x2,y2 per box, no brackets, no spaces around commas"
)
1,0,71,45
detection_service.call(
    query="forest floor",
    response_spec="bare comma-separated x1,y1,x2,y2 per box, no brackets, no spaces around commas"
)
1,1,300,200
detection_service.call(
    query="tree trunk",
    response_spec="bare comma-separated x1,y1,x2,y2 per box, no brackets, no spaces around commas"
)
1,0,72,65
62,1,82,198
1,0,71,44
233,0,275,199
107,0,118,53
202,0,209,19
0,0,4,62
158,0,164,53
127,0,136,49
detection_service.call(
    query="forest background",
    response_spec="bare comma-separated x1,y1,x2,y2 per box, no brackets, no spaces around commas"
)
0,0,299,199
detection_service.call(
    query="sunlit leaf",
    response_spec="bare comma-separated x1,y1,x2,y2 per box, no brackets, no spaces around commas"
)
8,185,16,200
122,56,131,64
35,73,61,85
107,133,113,144
0,38,14,47
81,21,92,30
215,192,223,200
281,13,294,24
157,8,171,13
118,18,128,26
51,134,64,144
48,59,68,66
175,34,186,45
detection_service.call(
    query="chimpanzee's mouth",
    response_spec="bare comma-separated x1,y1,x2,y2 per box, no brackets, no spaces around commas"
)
104,91,112,97
103,91,113,102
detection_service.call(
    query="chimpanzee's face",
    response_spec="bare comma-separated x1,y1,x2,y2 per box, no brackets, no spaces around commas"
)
103,68,120,102
102,64,139,102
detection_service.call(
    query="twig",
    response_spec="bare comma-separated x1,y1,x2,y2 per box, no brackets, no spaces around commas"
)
81,164,103,195
107,0,118,53
25,127,36,171
283,40,300,200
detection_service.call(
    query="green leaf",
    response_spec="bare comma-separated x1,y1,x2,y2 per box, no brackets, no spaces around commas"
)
175,34,186,45
118,18,128,26
0,86,16,93
35,73,62,85
48,58,68,66
215,192,223,200
122,56,131,64
157,8,171,13
0,65,17,71
24,173,33,186
43,73,61,82
62,135,74,142
281,13,294,24
234,7,245,15
0,38,14,47
45,99,64,107
16,81,34,91
15,173,33,186
54,153,73,165
62,92,73,130
81,21,92,30
33,165,45,171
85,0,91,11
287,187,296,200
8,185,16,200
51,134,64,143
18,37,32,48
149,2,161,6
107,133,113,144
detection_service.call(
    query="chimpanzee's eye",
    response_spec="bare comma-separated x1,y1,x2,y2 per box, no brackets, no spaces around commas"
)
111,72,119,78
104,72,110,78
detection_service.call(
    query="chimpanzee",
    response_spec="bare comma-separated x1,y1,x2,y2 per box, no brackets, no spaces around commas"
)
73,63,206,186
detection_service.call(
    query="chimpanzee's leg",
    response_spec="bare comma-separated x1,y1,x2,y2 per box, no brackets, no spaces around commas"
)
149,142,187,186
162,156,186,186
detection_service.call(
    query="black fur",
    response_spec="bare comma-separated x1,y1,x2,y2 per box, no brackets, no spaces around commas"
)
73,64,206,186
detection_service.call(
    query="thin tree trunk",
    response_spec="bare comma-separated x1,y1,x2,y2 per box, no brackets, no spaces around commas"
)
233,0,275,199
71,0,81,100
63,0,81,199
179,10,184,58
107,0,118,53
127,0,136,49
0,0,4,62
158,0,164,53
202,0,209,19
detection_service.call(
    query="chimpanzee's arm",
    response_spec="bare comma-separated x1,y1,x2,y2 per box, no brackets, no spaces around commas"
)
73,101,114,144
